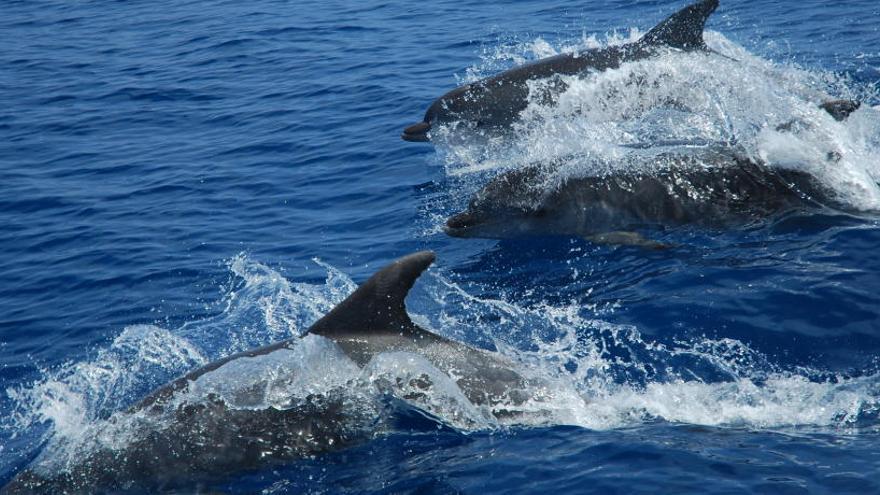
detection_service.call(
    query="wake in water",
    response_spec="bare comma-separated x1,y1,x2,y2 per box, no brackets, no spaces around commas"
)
3,254,878,491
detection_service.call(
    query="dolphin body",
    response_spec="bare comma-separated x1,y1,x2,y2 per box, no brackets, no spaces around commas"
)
2,252,531,494
444,148,844,246
402,0,720,142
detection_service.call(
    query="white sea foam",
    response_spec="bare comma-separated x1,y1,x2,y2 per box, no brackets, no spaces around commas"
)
188,336,362,410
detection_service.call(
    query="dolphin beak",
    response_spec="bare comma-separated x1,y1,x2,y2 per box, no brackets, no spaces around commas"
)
402,121,431,142
444,211,476,237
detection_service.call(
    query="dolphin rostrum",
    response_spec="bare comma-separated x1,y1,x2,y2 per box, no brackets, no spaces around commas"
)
402,0,720,142
2,252,534,494
444,148,845,247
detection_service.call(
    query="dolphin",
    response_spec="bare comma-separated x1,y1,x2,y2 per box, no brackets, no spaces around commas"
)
444,148,844,246
402,0,720,142
2,252,533,495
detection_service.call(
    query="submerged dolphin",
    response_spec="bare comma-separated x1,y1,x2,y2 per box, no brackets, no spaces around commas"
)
444,148,844,246
402,0,720,142
2,252,532,494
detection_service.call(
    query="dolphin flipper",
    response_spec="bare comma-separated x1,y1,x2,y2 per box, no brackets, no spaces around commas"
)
640,0,719,51
587,231,671,250
308,251,436,338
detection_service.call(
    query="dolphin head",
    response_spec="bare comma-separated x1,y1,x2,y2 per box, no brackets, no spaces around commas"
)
401,88,465,142
445,204,550,239
401,119,432,142
402,96,445,142
445,166,552,238
402,83,505,142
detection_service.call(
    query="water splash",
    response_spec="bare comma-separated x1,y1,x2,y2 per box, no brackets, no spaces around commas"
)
3,254,879,482
1,255,355,475
433,31,880,211
419,272,880,430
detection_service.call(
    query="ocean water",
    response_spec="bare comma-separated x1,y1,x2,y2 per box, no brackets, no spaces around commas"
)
2,0,880,493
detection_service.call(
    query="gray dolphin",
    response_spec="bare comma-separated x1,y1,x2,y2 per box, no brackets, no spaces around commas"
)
2,252,532,494
402,0,720,142
444,148,844,246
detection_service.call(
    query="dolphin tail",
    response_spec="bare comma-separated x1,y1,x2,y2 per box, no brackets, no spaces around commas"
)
640,0,719,51
308,251,436,338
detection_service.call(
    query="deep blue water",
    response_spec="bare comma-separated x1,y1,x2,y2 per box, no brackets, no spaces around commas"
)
2,0,880,493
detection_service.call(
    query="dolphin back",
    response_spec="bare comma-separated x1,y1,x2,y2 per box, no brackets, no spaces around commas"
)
640,0,718,50
130,251,437,412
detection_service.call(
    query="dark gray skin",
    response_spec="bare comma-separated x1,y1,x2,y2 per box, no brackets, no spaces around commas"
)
444,149,840,244
402,0,720,142
3,252,530,495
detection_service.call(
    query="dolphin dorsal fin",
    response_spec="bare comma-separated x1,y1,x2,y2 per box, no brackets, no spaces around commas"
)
307,251,435,338
640,0,718,51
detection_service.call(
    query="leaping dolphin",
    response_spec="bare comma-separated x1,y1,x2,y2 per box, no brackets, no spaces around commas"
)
444,148,847,247
2,252,534,495
402,0,720,142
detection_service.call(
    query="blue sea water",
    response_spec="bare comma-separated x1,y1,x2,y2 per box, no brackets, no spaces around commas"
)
2,0,880,493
